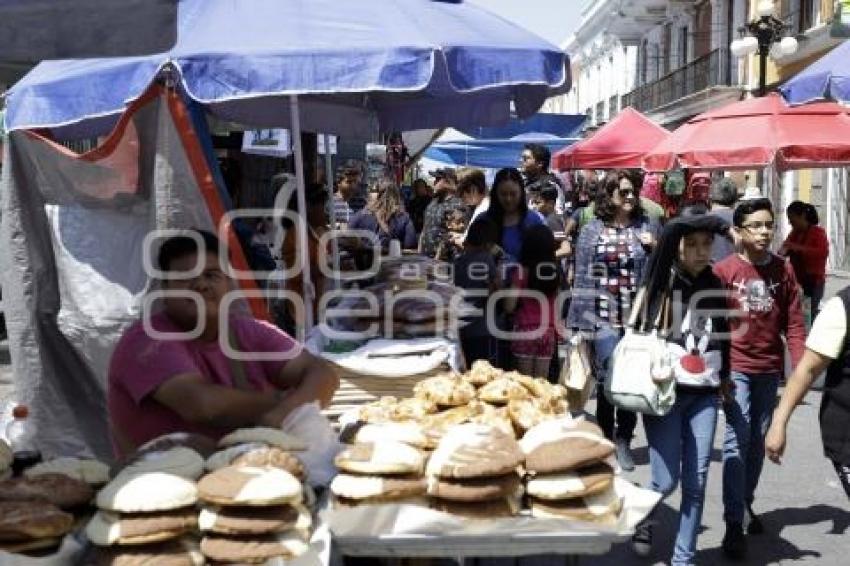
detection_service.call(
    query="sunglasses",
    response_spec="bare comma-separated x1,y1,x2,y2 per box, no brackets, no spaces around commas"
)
617,188,636,197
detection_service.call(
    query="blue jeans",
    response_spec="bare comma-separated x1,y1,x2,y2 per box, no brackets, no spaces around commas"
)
722,371,780,524
645,392,719,566
593,329,637,441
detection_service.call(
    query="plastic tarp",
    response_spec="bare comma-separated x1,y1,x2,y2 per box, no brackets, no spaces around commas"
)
780,39,850,105
424,136,580,169
3,0,570,142
642,93,850,173
552,108,669,171
0,87,254,459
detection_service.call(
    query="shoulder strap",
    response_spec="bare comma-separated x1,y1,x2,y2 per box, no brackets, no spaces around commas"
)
227,325,252,391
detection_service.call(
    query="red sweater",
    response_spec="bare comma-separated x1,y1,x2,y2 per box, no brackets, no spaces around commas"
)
783,225,829,286
713,253,806,375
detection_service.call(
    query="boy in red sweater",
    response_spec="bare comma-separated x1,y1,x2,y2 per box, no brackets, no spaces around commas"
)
713,198,806,560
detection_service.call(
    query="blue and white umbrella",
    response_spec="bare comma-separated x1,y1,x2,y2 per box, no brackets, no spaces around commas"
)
780,40,850,105
4,0,569,140
4,0,569,329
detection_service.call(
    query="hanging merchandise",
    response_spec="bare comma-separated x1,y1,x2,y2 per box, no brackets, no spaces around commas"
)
386,132,409,186
663,169,686,196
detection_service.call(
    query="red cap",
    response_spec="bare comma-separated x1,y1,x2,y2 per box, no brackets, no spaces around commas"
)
12,405,29,419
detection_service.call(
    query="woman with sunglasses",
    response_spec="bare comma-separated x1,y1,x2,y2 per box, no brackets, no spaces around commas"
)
567,169,660,471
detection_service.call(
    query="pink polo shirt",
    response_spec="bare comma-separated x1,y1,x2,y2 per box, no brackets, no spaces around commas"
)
107,313,302,457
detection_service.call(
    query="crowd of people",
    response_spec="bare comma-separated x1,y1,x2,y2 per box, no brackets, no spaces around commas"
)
305,145,843,565
108,142,849,566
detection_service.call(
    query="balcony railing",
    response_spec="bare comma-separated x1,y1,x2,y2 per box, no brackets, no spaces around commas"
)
622,47,731,113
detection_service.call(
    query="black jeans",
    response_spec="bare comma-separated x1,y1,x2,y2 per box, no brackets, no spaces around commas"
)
593,329,637,442
833,459,850,500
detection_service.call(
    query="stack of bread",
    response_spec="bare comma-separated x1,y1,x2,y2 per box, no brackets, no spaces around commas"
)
0,464,95,553
196,427,312,564
330,428,428,507
85,445,205,563
521,419,622,525
425,423,525,518
355,361,569,444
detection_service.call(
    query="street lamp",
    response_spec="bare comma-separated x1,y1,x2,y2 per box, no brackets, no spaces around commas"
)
730,0,798,96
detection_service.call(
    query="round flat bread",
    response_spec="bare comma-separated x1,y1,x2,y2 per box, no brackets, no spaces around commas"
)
330,473,426,501
529,487,623,523
357,396,397,424
218,427,307,451
333,495,430,508
198,466,302,506
413,374,475,406
199,503,311,535
388,397,437,421
89,537,204,566
334,441,424,475
520,419,615,474
426,424,524,479
137,433,219,458
115,447,204,481
0,440,11,473
468,406,516,438
25,457,110,486
0,473,94,509
526,462,615,500
0,536,63,553
427,473,521,502
477,377,532,404
506,372,567,400
97,473,198,513
431,495,522,519
200,532,309,564
205,444,305,480
0,500,74,541
463,360,502,386
86,508,198,546
352,423,429,449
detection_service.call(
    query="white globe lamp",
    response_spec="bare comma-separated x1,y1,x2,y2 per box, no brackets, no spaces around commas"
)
780,36,798,56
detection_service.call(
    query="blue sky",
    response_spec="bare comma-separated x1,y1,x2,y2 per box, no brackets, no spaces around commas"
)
468,0,585,46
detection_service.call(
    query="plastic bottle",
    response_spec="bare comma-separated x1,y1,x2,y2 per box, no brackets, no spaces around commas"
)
5,405,42,476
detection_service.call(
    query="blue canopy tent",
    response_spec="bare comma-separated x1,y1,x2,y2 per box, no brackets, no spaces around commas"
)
423,113,584,169
424,134,582,169
780,40,850,105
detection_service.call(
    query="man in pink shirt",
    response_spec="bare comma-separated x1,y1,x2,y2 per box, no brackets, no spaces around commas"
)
108,229,339,458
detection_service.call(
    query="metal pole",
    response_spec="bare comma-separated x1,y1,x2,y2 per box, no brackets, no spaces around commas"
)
323,133,341,290
758,48,767,97
290,95,314,332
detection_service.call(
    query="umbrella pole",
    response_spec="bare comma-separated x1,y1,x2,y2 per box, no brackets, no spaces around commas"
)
323,133,340,290
290,95,314,333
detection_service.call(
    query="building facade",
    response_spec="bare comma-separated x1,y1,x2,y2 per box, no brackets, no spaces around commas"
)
548,0,849,271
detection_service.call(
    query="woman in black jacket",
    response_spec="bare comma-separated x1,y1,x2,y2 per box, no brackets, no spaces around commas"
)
631,205,733,565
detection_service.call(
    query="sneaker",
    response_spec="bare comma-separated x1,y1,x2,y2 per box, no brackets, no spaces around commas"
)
722,522,747,561
745,503,764,535
615,438,635,472
631,522,652,557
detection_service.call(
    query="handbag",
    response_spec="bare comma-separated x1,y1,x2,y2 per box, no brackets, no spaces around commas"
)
559,335,594,411
605,284,676,416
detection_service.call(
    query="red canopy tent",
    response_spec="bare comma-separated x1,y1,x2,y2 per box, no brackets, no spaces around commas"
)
643,93,850,172
553,107,669,170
